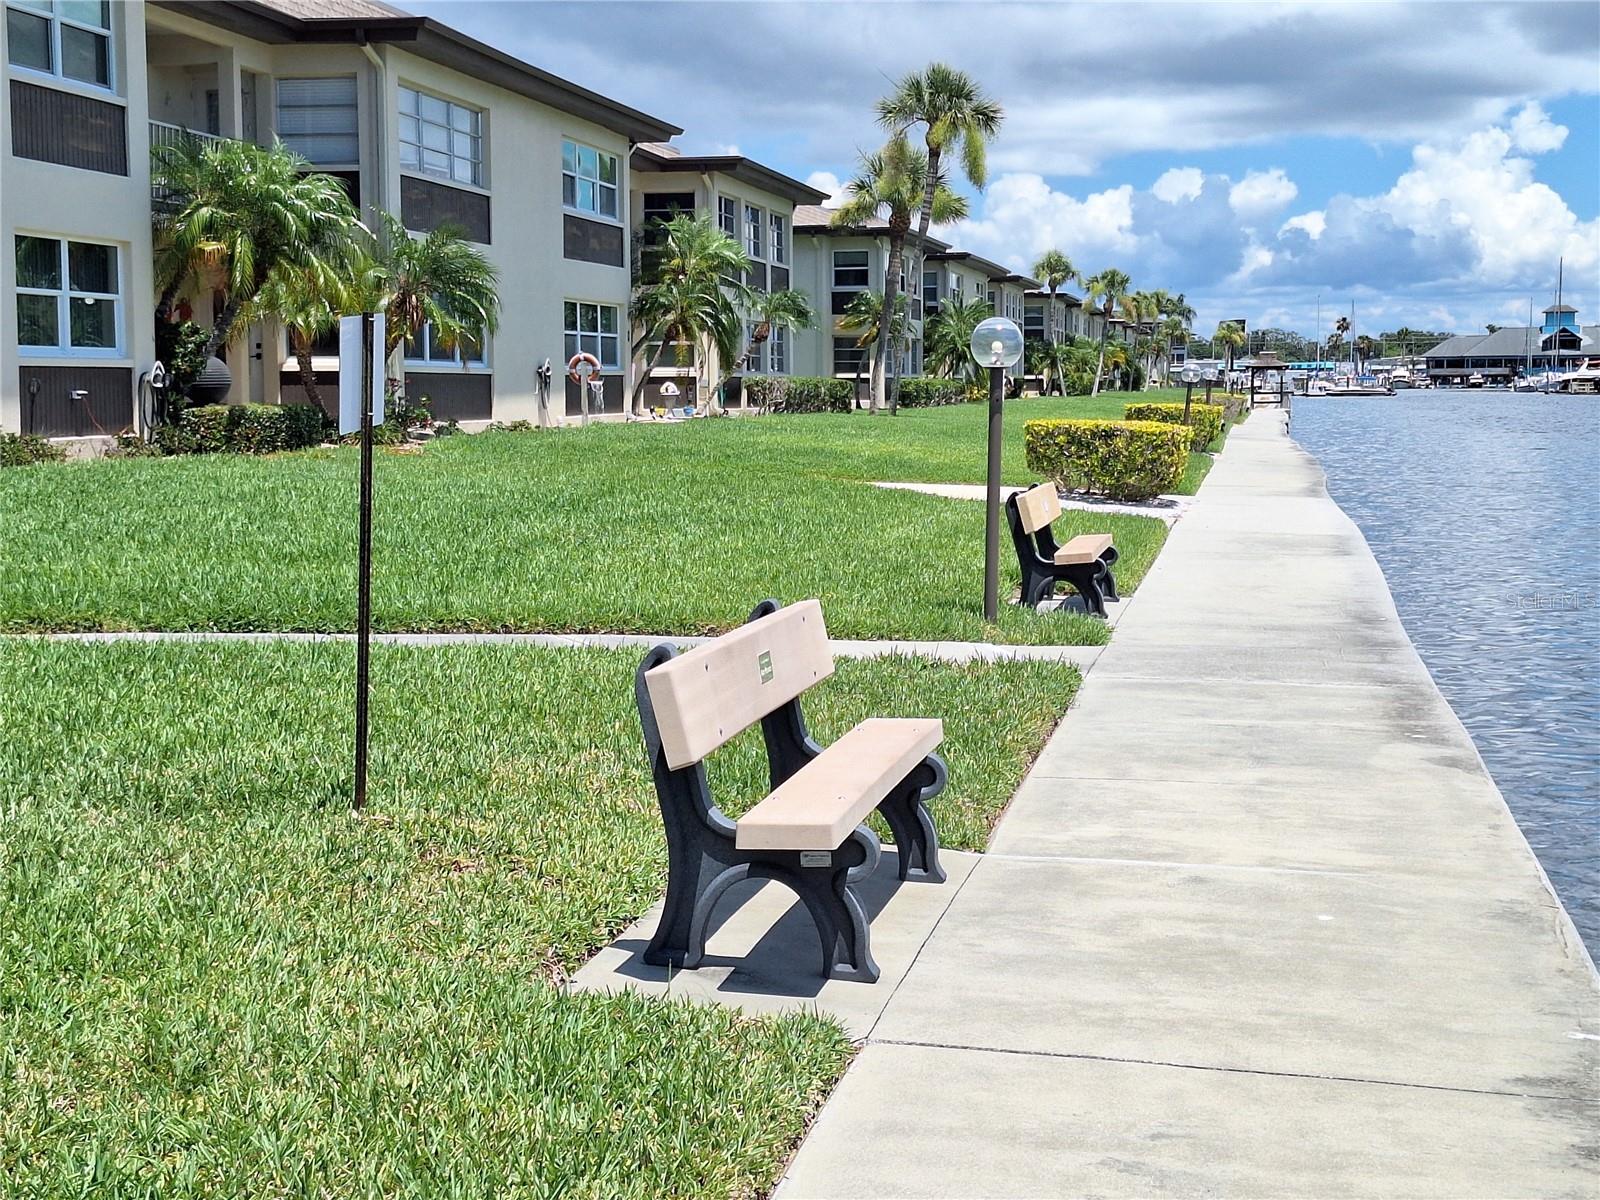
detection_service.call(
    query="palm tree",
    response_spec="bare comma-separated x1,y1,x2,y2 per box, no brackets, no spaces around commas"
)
152,137,364,361
1354,333,1379,373
875,64,1003,414
924,295,993,383
353,212,501,362
239,255,356,409
1031,249,1078,351
629,212,750,415
837,289,908,408
1083,267,1131,396
744,287,817,361
1156,314,1188,385
831,140,966,413
1101,340,1131,391
1214,320,1247,376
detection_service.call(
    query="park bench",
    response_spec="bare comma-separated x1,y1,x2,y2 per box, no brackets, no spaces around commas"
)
635,598,948,983
1005,483,1119,617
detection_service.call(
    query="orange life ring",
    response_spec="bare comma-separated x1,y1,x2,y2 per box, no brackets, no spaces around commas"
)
567,352,603,384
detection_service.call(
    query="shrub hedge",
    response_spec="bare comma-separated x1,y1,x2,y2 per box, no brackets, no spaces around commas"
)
156,403,327,455
1024,418,1189,502
743,376,854,413
1124,401,1224,450
895,378,968,408
0,433,67,467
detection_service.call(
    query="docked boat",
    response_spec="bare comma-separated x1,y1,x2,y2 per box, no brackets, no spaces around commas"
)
1466,373,1486,388
1320,373,1394,397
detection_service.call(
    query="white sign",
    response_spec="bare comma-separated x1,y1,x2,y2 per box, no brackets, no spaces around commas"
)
659,381,680,398
338,313,386,435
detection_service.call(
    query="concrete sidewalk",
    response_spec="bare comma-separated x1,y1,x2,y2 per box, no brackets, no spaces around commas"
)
778,411,1599,1198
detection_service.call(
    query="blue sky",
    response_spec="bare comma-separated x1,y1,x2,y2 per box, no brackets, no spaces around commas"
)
413,0,1600,337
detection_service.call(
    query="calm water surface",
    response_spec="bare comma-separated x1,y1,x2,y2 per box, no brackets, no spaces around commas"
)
1291,391,1600,954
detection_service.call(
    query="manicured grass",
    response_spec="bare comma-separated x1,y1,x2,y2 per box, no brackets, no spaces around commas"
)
0,396,1174,644
0,639,1077,1195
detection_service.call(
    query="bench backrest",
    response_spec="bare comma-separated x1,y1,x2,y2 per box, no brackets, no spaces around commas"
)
644,599,834,769
1014,483,1061,535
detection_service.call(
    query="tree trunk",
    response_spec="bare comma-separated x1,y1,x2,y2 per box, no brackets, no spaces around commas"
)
1090,321,1108,397
293,331,320,408
874,234,907,415
202,294,247,362
631,337,676,416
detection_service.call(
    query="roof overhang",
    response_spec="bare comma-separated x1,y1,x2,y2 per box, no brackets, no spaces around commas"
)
926,249,1011,280
630,145,826,205
158,1,682,143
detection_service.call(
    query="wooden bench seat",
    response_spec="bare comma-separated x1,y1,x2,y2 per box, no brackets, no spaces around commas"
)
737,718,944,851
1005,483,1119,617
1054,533,1114,565
635,599,949,983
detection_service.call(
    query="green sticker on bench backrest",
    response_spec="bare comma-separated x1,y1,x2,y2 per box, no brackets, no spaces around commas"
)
644,599,835,769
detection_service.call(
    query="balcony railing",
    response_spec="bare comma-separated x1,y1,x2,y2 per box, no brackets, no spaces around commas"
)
150,120,225,152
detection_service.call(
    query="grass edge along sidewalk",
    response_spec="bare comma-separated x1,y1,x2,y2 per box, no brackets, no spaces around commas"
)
0,638,1079,1197
0,396,1191,645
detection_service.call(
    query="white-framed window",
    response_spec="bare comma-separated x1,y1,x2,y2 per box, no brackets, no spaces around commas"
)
14,234,121,356
770,325,788,374
742,321,763,373
6,0,112,88
745,204,763,260
833,249,869,288
562,139,618,220
403,321,486,368
922,270,938,310
718,196,737,238
277,76,359,165
399,85,482,186
833,336,865,376
563,300,621,369
770,213,786,265
950,272,964,299
987,288,997,311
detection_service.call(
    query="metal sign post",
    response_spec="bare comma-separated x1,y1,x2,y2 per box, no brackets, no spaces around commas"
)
339,312,385,811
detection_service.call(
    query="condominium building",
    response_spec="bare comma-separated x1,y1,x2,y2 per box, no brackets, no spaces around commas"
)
3,0,680,435
629,141,825,409
790,204,948,388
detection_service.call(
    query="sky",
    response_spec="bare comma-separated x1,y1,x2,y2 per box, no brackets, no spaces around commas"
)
411,0,1600,339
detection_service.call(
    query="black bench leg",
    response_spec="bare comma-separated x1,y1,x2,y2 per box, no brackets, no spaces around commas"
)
646,843,727,969
1021,570,1056,610
791,830,881,983
1098,548,1120,601
1058,563,1107,617
874,754,948,883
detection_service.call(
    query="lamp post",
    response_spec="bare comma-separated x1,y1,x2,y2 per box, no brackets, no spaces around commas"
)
1180,363,1201,424
1202,366,1217,407
969,317,1025,622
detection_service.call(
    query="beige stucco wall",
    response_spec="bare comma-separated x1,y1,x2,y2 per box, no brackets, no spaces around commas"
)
792,230,928,381
1,0,156,434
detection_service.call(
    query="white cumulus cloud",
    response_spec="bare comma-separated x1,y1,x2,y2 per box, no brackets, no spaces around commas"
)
1152,166,1204,204
1229,168,1298,218
1280,211,1327,240
805,170,850,209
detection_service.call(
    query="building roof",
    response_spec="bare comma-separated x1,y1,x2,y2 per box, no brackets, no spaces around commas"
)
1424,324,1598,358
158,0,682,143
631,143,826,205
1001,272,1043,289
791,205,951,251
1024,288,1085,306
1544,304,1579,313
926,249,1012,281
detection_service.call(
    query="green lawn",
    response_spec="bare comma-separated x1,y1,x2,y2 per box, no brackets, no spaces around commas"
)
0,394,1186,644
0,639,1077,1196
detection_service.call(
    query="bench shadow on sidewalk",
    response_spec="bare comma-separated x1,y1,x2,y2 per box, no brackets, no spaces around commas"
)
571,847,978,1037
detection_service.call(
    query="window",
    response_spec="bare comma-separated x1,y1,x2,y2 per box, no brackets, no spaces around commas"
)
563,300,620,369
833,250,869,289
745,204,763,260
833,337,865,376
950,272,964,300
770,325,787,374
770,213,786,265
987,288,997,311
562,139,618,219
14,234,120,355
399,86,482,186
6,1,111,87
922,270,939,311
277,77,358,165
403,321,486,368
743,322,763,373
718,196,737,238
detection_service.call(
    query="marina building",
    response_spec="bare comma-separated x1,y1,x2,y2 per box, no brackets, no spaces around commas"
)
1423,304,1597,385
